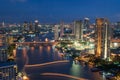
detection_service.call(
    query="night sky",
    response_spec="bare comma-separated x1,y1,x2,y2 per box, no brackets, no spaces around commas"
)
0,0,120,23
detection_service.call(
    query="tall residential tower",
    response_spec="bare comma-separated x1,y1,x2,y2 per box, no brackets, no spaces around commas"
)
95,18,111,59
74,20,83,40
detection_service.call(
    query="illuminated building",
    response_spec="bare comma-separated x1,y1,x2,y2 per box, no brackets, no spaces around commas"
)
54,25,59,40
0,47,17,80
74,20,83,40
95,18,111,59
6,36,14,45
0,34,6,46
28,22,32,32
60,21,64,37
115,22,120,29
34,20,39,33
2,22,5,27
0,34,17,80
83,18,90,30
23,21,29,32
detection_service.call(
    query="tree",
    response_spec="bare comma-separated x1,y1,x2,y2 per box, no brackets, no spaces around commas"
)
7,44,16,57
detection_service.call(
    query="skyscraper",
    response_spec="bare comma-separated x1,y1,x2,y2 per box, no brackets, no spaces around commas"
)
74,20,83,40
29,22,33,32
54,25,59,41
34,20,39,33
23,21,28,32
60,21,64,37
83,18,90,30
95,18,111,59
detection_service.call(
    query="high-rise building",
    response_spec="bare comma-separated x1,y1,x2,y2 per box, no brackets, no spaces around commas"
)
0,34,6,46
23,21,28,32
2,22,5,27
116,22,120,29
34,20,39,33
74,20,83,40
0,47,17,80
0,34,17,80
60,21,64,37
83,18,90,30
54,25,59,41
29,22,33,32
95,18,111,59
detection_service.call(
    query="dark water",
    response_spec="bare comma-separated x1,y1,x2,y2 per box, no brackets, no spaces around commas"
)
16,45,105,80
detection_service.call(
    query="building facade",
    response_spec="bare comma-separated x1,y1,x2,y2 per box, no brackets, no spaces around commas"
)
60,22,64,37
95,18,111,59
0,47,17,80
34,20,39,33
54,25,59,41
74,20,83,40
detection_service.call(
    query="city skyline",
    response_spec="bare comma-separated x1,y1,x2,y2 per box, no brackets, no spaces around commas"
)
0,0,120,23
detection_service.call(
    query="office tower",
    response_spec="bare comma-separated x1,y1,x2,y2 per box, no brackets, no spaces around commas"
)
54,25,59,41
83,18,90,30
2,22,5,27
74,20,83,40
0,47,17,80
34,20,39,33
29,22,33,32
23,21,28,32
95,18,111,59
116,22,120,29
60,21,64,37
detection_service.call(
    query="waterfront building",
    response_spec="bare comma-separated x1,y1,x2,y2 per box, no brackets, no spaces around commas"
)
0,47,17,80
95,18,111,59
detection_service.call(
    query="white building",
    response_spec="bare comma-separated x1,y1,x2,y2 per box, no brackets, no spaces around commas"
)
74,20,83,40
54,25,59,40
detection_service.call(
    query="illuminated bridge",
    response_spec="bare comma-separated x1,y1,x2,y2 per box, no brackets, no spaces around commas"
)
13,41,58,46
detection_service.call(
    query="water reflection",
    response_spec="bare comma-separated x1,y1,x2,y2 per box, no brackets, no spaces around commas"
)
22,48,27,58
47,46,51,53
39,45,43,53
70,61,81,77
30,47,34,54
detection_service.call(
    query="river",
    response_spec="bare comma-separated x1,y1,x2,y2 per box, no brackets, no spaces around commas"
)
15,45,106,80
